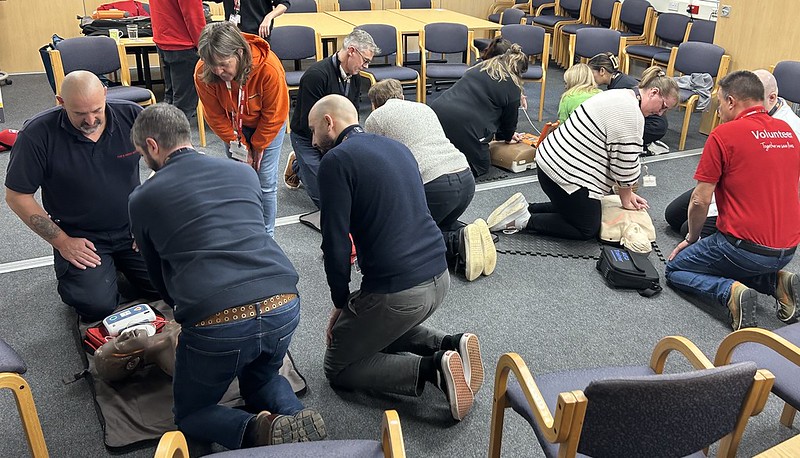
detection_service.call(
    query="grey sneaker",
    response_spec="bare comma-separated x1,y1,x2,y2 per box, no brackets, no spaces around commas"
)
458,333,484,395
250,412,298,446
462,223,484,282
436,350,474,421
727,281,758,330
473,218,497,276
775,270,800,323
487,193,530,233
294,408,327,442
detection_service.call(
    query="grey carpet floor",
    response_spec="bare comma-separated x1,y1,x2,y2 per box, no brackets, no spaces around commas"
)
1,67,797,458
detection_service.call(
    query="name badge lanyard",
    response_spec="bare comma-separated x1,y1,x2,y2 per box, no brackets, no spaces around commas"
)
230,0,241,24
230,83,246,146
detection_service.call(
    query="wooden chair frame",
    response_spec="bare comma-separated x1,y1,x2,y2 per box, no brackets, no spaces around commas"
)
489,336,775,458
613,2,654,48
621,14,693,74
556,0,621,67
567,32,626,70
359,28,423,103
665,45,730,150
0,372,49,458
154,410,406,458
541,0,589,70
418,28,473,103
715,328,800,428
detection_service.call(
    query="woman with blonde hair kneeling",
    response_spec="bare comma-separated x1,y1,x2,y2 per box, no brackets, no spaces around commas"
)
558,63,600,122
430,44,528,177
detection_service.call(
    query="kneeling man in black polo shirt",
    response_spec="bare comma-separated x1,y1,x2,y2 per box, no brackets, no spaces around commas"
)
5,71,157,321
311,94,483,421
128,104,325,449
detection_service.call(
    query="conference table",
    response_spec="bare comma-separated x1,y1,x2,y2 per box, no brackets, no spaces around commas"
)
119,37,162,90
326,9,426,35
388,8,499,33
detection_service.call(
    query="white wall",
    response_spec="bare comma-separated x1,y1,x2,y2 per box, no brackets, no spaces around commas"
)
644,0,719,20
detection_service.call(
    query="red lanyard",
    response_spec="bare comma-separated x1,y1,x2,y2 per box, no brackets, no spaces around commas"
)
228,82,246,142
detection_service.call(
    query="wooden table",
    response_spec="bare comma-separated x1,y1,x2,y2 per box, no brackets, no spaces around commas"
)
754,434,800,457
274,12,355,39
326,10,426,34
120,37,161,90
388,8,500,32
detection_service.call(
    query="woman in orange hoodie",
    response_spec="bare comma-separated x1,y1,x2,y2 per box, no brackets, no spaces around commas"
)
195,22,289,237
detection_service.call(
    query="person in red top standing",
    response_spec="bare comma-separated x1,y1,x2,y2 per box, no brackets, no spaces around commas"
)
149,0,205,119
666,70,800,331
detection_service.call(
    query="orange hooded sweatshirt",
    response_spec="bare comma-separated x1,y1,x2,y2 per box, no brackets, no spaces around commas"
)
195,33,289,154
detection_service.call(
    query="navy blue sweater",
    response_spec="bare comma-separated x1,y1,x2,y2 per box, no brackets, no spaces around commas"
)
128,148,299,326
318,127,447,309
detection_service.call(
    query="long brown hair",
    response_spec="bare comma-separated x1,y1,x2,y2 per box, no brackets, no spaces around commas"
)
197,22,253,85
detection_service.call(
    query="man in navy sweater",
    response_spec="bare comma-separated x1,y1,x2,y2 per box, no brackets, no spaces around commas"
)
128,104,325,449
311,94,483,421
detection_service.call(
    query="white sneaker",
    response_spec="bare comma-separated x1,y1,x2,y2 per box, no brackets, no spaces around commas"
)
487,193,530,233
648,140,669,155
473,218,496,276
462,223,484,282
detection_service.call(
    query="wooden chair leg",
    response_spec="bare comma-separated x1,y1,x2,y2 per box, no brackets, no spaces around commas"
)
679,97,697,151
538,78,546,122
488,396,508,458
197,101,206,147
780,403,797,427
1,373,49,458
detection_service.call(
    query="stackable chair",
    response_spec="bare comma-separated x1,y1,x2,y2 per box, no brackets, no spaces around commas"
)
556,0,620,67
530,0,588,66
568,28,625,69
1,337,49,458
623,12,690,73
48,36,155,106
356,24,423,102
652,18,717,67
716,326,800,429
154,410,406,458
286,0,318,13
419,23,472,102
489,336,774,458
335,0,373,10
665,41,730,150
474,8,526,54
395,0,434,8
488,0,530,23
501,24,549,121
771,61,800,105
270,26,323,92
614,0,654,47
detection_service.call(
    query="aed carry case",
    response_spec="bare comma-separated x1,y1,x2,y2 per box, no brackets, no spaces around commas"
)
596,245,662,297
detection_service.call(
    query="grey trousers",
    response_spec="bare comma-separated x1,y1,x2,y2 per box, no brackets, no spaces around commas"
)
324,270,450,396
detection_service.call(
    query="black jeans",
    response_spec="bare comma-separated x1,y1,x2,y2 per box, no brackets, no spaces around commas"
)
424,169,475,267
525,169,601,240
644,114,668,145
157,47,200,119
664,188,718,237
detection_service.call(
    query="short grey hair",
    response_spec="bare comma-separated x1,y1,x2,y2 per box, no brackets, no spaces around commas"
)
343,28,380,55
131,103,191,152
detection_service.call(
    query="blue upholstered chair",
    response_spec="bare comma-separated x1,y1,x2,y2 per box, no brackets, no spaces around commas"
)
357,24,423,102
567,28,625,69
651,18,717,67
530,0,587,67
286,0,318,13
154,410,406,458
556,0,620,67
716,326,800,429
1,337,49,458
501,24,550,121
771,61,800,104
665,41,730,150
395,0,433,8
623,12,690,73
614,0,653,47
48,36,156,106
270,26,323,91
489,336,775,458
419,23,473,103
474,8,526,54
488,0,530,23
335,0,373,11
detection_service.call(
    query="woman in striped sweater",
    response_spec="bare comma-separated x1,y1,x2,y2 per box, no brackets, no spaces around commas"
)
487,67,679,240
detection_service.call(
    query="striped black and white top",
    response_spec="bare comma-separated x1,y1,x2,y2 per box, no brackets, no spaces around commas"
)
536,89,643,199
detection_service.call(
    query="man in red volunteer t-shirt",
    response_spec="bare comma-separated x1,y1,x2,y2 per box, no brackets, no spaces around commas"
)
666,70,800,331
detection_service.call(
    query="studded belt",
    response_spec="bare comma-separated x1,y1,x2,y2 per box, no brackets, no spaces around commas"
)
194,293,298,327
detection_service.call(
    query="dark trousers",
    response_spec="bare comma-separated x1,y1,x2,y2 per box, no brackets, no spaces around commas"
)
644,114,668,145
54,227,158,321
664,188,718,237
525,169,601,240
424,169,475,266
289,132,322,208
157,47,200,119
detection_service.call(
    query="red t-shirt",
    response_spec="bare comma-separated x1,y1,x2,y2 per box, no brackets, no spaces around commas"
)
150,0,205,51
695,105,800,248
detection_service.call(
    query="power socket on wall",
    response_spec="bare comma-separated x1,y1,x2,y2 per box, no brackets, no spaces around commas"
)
668,1,679,11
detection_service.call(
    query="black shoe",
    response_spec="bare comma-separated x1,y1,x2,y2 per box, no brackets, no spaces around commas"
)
294,408,327,442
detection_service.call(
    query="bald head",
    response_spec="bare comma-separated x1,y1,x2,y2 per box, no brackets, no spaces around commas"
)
58,71,108,137
308,95,359,153
753,69,779,111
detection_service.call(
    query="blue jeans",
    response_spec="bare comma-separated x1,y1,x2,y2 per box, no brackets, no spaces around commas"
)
225,123,286,237
173,298,304,449
665,232,792,307
289,132,322,209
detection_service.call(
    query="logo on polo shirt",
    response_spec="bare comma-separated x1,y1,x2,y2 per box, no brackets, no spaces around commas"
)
117,150,138,158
